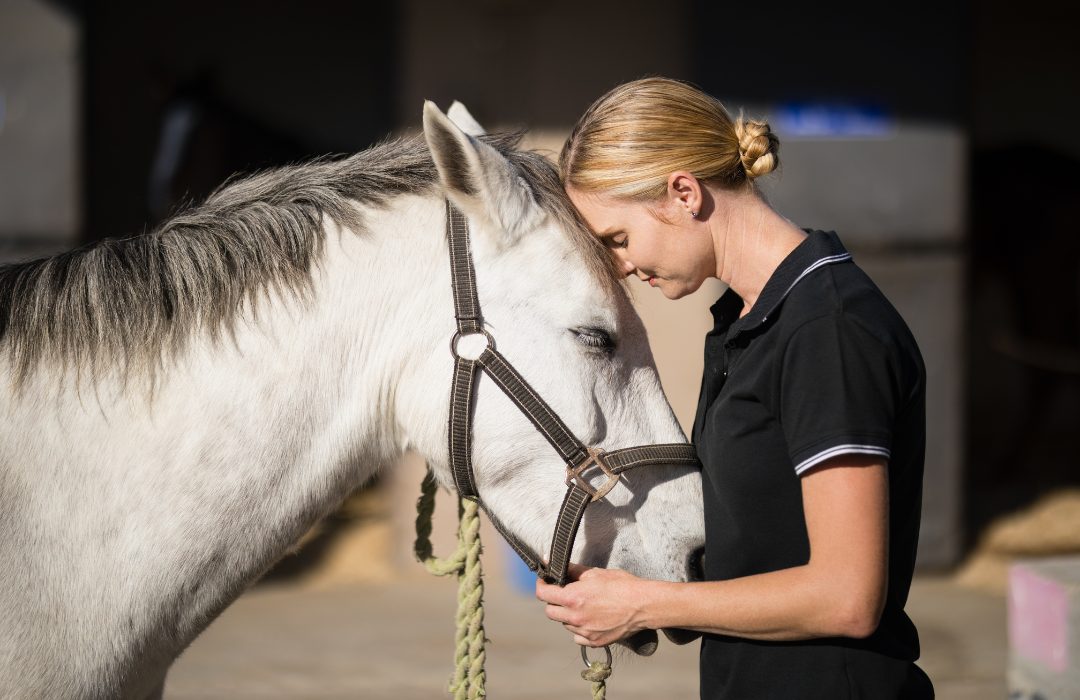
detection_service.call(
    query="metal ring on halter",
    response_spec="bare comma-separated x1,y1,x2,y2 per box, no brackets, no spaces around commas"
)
580,644,612,669
450,328,496,359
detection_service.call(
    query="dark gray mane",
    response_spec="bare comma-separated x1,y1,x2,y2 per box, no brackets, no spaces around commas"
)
0,132,620,385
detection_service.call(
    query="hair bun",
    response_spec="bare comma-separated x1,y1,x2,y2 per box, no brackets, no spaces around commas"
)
735,116,780,180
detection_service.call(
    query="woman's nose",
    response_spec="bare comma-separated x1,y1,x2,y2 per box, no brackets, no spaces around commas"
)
615,252,636,276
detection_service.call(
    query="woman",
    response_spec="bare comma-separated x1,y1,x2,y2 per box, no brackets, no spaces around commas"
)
535,77,934,698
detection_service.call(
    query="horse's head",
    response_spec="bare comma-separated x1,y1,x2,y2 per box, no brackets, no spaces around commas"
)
408,102,704,586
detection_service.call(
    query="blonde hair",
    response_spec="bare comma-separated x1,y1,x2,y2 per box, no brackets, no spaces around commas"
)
560,77,779,200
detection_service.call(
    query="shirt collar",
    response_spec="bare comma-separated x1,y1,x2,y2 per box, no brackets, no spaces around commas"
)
709,230,851,341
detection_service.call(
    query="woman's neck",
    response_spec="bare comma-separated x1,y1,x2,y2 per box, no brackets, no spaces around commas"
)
710,190,806,318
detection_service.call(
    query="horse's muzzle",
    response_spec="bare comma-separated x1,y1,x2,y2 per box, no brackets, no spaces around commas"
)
621,547,708,653
658,547,707,646
688,546,706,582
623,629,659,656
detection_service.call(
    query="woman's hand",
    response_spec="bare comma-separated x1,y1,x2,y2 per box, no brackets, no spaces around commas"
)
536,456,889,645
535,563,654,647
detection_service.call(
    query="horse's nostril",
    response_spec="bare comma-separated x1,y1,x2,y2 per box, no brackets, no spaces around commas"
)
688,547,706,581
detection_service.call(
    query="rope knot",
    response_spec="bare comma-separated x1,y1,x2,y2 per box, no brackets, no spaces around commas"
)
580,661,613,683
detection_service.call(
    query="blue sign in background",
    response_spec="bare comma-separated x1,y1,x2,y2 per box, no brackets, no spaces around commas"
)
773,103,894,137
506,543,539,595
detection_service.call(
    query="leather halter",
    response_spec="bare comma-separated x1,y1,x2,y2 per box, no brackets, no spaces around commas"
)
442,200,700,585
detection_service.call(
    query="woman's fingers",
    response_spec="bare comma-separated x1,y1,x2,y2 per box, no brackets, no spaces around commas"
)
566,562,595,580
535,577,571,605
536,565,636,647
544,603,576,625
561,623,604,647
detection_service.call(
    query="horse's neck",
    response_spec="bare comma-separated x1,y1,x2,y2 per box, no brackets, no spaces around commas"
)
132,195,450,496
315,196,457,466
0,195,453,680
124,194,454,559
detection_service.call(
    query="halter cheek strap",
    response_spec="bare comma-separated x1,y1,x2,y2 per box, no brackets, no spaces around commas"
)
443,200,700,586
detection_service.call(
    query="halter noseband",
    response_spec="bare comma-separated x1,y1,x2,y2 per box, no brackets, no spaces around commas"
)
442,200,700,586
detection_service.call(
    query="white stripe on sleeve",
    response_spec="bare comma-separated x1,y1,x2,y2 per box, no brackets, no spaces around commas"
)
793,444,891,475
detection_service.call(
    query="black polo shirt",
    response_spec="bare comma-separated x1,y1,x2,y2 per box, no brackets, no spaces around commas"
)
692,230,933,699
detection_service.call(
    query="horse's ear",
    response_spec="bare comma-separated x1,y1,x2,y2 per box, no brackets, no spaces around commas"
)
423,101,543,246
448,101,486,136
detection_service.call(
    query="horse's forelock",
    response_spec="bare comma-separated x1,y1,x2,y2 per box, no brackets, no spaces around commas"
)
501,145,626,297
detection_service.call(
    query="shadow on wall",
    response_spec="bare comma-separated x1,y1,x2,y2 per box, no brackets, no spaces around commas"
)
144,72,310,226
965,143,1080,541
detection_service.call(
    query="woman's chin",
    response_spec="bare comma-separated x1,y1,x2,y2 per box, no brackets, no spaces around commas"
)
659,281,691,300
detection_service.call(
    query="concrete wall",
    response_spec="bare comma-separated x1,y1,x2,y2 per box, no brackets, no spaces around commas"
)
0,0,80,260
762,123,967,567
394,0,688,129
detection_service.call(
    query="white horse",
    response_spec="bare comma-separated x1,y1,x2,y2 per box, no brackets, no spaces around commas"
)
0,102,704,699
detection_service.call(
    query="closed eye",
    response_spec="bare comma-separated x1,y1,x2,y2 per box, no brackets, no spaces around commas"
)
572,327,616,352
598,228,627,250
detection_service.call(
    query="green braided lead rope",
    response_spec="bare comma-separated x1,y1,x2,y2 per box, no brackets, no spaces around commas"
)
582,660,612,699
414,471,465,576
414,471,487,699
580,644,613,700
415,470,614,699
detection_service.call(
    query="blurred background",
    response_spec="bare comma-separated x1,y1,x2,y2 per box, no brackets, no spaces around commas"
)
2,0,1078,697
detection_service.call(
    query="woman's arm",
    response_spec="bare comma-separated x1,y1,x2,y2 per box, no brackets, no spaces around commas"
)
536,454,889,646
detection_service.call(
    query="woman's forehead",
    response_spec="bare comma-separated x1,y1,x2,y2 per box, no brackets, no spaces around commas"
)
566,188,629,237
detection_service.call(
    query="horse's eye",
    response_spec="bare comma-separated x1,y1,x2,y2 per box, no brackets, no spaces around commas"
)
572,327,615,352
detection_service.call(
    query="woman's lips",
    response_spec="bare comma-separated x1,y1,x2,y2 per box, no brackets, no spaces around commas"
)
648,276,657,286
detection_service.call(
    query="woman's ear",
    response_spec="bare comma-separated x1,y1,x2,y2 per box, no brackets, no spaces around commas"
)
666,171,704,218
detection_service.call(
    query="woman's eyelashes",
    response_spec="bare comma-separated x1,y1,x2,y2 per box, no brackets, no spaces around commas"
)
571,327,616,352
601,230,628,249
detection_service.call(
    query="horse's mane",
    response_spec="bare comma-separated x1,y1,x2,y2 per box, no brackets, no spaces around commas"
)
0,132,621,385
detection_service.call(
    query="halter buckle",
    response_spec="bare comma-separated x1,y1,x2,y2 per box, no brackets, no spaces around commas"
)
566,447,620,502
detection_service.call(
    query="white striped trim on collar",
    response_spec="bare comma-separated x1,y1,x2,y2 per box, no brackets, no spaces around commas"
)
793,443,891,475
780,253,853,307
760,253,852,324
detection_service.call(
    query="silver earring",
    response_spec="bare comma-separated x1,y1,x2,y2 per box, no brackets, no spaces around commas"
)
691,210,698,218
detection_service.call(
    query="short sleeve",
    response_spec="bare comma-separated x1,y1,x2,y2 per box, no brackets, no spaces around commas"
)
779,314,900,475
